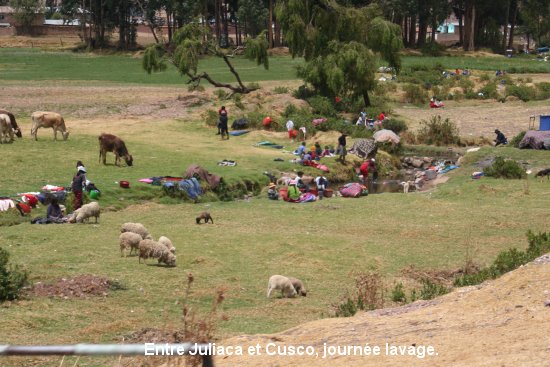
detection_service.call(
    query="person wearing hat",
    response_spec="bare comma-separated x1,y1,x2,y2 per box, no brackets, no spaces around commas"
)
337,132,348,163
71,165,86,210
267,183,279,200
494,129,508,146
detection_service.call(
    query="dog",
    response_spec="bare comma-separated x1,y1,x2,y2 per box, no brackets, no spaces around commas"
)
535,168,550,182
196,212,213,224
400,180,416,193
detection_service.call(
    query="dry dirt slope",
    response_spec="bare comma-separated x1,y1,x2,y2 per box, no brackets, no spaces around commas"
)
216,256,550,367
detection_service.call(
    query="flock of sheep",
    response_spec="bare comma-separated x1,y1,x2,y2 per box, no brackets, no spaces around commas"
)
119,222,176,266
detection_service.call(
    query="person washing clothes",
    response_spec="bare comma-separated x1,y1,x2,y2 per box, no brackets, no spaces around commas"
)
494,129,508,146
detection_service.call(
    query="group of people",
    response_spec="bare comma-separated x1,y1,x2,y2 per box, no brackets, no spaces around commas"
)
293,141,334,164
356,111,385,129
267,172,329,202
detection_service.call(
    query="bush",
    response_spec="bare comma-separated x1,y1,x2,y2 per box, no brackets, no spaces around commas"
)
282,104,298,119
391,283,406,303
510,131,526,148
213,89,229,100
272,86,289,94
292,85,316,100
202,110,218,127
0,247,29,302
382,118,408,134
535,82,550,100
421,41,446,57
307,96,338,117
333,272,384,317
506,84,537,102
403,83,429,104
458,78,475,94
419,279,449,300
477,81,498,99
416,115,460,146
483,157,526,179
232,93,244,110
455,231,549,287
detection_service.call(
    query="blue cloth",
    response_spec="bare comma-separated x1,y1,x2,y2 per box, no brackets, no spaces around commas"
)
177,178,203,199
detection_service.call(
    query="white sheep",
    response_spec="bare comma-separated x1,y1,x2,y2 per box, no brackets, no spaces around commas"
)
158,236,176,254
287,277,307,297
267,275,297,298
120,222,152,240
119,232,142,257
138,239,176,266
68,201,100,223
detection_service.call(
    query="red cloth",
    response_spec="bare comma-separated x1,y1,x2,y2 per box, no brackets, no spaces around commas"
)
73,191,83,210
262,117,273,127
378,112,385,121
335,96,341,103
24,194,38,208
288,129,298,139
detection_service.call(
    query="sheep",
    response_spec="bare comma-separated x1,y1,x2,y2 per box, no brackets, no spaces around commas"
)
287,277,307,297
119,232,142,257
158,236,176,254
196,212,213,224
68,201,100,223
138,239,176,266
120,222,153,240
267,275,297,298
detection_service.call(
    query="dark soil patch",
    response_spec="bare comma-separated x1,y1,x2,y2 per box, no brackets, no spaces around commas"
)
28,274,124,299
121,327,185,343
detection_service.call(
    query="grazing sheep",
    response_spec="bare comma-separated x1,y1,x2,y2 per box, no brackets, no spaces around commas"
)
120,222,153,240
68,201,100,223
158,236,176,254
138,239,176,266
287,277,307,296
119,232,142,257
267,275,297,298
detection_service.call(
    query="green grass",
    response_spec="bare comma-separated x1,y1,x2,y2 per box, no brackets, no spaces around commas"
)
0,48,302,84
402,54,550,73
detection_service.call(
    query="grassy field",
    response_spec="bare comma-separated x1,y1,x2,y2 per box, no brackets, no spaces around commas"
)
1,49,550,366
0,48,302,85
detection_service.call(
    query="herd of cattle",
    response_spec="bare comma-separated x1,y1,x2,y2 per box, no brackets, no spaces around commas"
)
0,109,133,166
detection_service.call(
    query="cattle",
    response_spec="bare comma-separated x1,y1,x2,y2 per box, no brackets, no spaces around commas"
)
0,114,15,143
98,133,133,166
30,111,69,141
0,109,22,138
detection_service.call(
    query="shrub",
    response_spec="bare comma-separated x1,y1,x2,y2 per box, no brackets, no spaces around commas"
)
483,157,526,179
272,86,289,94
455,231,550,286
282,104,298,118
510,131,526,148
202,110,218,127
403,83,429,104
421,41,446,57
416,115,460,146
232,93,244,110
458,78,475,94
0,247,29,302
382,118,408,134
506,84,536,102
479,73,492,82
477,81,498,99
307,96,338,117
391,283,407,303
419,279,449,300
213,89,229,100
292,85,316,100
535,82,550,99
333,272,384,317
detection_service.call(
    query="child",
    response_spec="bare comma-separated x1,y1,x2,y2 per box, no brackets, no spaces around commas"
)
267,183,279,200
217,106,227,135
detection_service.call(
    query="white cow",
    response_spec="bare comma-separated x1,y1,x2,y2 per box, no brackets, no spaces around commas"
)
31,111,69,141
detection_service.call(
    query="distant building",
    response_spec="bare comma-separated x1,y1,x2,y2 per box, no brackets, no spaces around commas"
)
0,5,45,27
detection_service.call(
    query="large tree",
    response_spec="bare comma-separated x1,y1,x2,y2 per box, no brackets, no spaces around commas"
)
11,0,42,33
276,0,402,107
142,24,269,94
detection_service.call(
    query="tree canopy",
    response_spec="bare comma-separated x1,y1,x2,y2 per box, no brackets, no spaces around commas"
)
276,0,403,106
142,24,269,93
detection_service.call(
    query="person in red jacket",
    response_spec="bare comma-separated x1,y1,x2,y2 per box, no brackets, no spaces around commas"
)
359,160,370,184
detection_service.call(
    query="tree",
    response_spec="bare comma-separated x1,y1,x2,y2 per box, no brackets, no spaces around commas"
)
143,24,269,94
237,0,268,38
11,0,42,33
276,1,402,107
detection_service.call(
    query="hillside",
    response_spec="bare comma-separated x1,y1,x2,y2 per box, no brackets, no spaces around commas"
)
217,255,550,366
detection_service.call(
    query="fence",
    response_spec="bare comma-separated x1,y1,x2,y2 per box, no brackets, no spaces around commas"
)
0,343,214,367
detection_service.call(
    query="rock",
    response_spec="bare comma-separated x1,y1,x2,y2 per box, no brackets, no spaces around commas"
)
425,170,438,180
423,157,432,163
412,159,424,168
422,162,432,169
544,300,550,307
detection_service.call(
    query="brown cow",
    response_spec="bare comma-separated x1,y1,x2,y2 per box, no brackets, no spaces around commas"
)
0,114,15,143
98,133,133,166
31,111,69,141
0,109,22,138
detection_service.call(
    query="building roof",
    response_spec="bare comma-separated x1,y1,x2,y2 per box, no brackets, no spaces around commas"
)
0,6,15,14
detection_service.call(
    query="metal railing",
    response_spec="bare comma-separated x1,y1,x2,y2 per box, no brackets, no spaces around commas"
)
0,343,214,367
